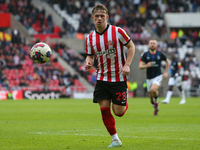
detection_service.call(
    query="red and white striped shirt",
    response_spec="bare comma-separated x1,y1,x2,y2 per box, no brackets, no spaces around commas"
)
85,24,130,82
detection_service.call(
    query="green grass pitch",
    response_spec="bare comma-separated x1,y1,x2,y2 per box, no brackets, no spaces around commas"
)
0,97,200,150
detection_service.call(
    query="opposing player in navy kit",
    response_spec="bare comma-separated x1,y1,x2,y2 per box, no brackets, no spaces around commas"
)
161,54,186,104
139,40,170,116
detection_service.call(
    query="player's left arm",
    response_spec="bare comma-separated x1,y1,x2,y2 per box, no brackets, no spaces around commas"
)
119,40,135,76
117,27,135,76
124,40,135,68
163,58,170,79
174,62,182,79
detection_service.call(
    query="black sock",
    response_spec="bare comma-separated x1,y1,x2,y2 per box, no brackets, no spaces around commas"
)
151,101,154,105
153,96,158,103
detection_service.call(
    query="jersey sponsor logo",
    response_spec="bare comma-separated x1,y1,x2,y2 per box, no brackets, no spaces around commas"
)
96,48,116,57
151,61,158,67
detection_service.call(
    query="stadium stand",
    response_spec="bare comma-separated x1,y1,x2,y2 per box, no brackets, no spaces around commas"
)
0,33,88,97
0,0,200,98
3,0,62,39
0,0,92,98
43,0,200,97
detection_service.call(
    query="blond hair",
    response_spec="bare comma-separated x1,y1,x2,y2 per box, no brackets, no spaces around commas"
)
92,3,108,15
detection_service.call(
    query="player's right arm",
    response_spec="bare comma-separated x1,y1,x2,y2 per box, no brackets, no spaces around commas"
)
139,52,151,69
85,34,94,72
139,61,151,69
85,55,94,72
163,58,170,79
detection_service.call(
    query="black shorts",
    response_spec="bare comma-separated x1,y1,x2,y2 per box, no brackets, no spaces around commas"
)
93,80,127,106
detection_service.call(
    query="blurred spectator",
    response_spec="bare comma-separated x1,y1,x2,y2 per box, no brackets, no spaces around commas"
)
19,79,29,86
190,74,200,96
68,24,75,38
170,29,177,39
0,55,6,69
185,39,193,48
62,18,68,31
192,0,199,12
11,27,21,44
73,72,79,80
151,20,158,36
47,13,53,25
133,0,141,11
178,29,184,38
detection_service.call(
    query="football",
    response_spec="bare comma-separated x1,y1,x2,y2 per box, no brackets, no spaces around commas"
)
30,42,52,64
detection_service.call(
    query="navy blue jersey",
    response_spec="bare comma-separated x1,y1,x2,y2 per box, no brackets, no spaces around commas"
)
170,60,181,77
140,51,167,79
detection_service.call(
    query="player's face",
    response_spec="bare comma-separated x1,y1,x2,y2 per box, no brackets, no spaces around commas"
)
149,40,157,51
92,10,109,28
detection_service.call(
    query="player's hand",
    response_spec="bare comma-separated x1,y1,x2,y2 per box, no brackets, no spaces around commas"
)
146,62,151,68
163,72,168,79
85,62,92,72
119,65,130,76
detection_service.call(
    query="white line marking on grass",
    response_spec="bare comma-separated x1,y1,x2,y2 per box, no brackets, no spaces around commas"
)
30,132,199,141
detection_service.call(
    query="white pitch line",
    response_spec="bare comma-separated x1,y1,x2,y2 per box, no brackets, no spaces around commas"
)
30,132,199,141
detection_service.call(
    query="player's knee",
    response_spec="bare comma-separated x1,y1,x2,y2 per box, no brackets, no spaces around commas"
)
148,92,153,97
151,88,157,93
114,111,125,117
112,103,128,117
113,108,127,117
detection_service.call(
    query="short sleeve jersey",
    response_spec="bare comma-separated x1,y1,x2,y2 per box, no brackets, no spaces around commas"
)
140,51,167,79
170,60,181,77
85,24,130,82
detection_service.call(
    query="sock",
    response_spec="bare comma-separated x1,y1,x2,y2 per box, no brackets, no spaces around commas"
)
100,107,116,136
181,90,185,100
153,96,158,103
150,96,154,107
153,97,159,110
166,91,173,102
111,133,120,141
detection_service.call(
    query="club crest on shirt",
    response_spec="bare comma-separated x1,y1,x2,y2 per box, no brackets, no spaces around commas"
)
107,40,114,46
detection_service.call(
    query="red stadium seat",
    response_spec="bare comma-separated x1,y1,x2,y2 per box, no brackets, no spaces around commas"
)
58,49,63,56
87,75,92,83
51,43,56,49
53,26,61,34
0,3,8,11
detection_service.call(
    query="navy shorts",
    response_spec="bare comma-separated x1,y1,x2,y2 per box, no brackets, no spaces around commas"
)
93,80,127,106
